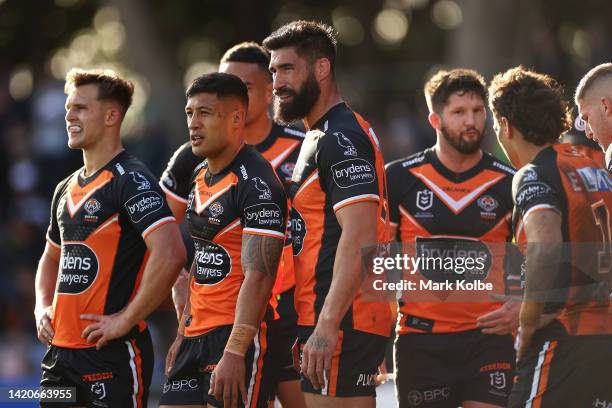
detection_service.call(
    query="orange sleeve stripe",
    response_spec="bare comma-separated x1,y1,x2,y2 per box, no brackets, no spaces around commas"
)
333,194,380,213
141,216,176,239
243,228,285,239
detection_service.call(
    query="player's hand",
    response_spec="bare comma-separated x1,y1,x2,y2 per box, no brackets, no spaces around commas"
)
476,293,521,335
209,351,246,408
165,334,184,377
35,305,54,344
375,359,394,386
80,311,133,350
301,323,338,390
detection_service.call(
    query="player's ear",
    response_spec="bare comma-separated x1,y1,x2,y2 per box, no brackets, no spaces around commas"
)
314,58,331,82
500,116,511,139
601,96,611,117
104,105,122,127
231,105,246,127
428,112,441,130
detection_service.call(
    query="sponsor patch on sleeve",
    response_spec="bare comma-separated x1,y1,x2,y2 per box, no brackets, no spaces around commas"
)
515,181,554,208
124,191,164,223
331,158,376,188
243,202,283,228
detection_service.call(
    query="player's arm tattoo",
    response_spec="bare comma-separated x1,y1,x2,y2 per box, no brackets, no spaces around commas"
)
241,234,283,277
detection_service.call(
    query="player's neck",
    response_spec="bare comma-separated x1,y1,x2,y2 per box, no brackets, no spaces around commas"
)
434,144,482,174
207,141,244,175
303,84,342,130
518,142,553,167
244,113,273,146
82,135,124,177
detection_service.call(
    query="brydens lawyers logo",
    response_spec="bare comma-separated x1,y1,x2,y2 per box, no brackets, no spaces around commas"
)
253,177,272,200
125,191,164,223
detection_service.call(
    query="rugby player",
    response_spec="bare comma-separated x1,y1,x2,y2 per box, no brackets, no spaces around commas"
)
386,69,518,408
489,66,612,406
35,68,186,407
159,73,287,408
159,42,305,408
575,62,612,172
264,21,392,407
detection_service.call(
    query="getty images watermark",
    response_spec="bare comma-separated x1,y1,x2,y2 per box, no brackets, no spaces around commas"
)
371,253,493,291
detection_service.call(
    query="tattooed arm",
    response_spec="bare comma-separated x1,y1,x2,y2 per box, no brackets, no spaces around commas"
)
209,233,283,408
235,233,284,326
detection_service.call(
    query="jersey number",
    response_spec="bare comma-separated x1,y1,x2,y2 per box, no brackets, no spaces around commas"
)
592,200,612,274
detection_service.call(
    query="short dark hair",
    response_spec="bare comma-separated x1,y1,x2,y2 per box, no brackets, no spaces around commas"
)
263,20,337,71
424,68,487,114
64,68,134,115
186,72,249,108
489,66,572,146
220,42,271,80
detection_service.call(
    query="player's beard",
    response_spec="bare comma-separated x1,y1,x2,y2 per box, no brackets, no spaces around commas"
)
440,124,485,154
273,70,320,125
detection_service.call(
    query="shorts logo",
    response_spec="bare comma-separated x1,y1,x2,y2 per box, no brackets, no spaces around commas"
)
84,198,101,215
82,372,113,382
91,381,106,400
193,242,232,285
477,195,498,213
331,158,375,188
407,390,423,406
129,171,151,190
163,379,199,393
355,373,376,387
244,203,283,227
58,243,99,294
490,371,506,390
416,189,433,211
335,131,357,156
253,177,272,200
125,191,164,223
209,202,223,218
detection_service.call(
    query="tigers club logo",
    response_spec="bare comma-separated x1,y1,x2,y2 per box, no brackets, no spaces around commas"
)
84,198,101,215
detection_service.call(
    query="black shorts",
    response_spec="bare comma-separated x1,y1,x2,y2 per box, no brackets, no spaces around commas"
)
395,329,515,407
509,321,612,408
40,328,153,408
268,287,300,395
296,326,388,398
159,324,272,407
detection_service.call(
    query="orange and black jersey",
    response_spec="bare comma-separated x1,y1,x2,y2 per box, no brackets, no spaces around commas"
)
386,148,516,334
160,124,304,297
184,145,287,337
289,102,392,337
160,124,304,207
46,151,176,348
512,143,612,336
